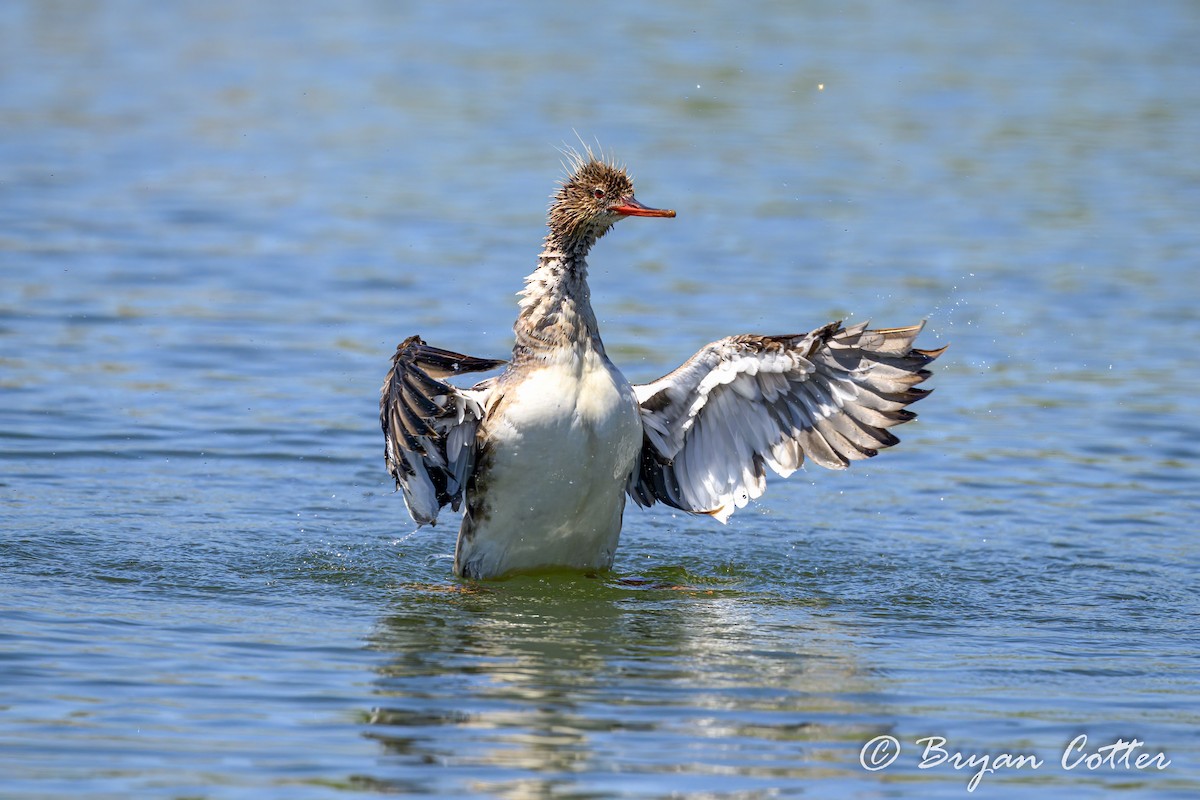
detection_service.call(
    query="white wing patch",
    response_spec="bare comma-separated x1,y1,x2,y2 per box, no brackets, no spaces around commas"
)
628,321,943,522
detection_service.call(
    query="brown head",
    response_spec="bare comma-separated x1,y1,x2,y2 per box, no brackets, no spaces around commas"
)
548,154,675,248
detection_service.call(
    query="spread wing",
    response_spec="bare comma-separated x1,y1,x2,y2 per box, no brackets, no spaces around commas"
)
380,336,506,526
628,321,943,522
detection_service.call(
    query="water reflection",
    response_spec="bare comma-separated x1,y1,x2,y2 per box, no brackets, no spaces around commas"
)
365,576,883,795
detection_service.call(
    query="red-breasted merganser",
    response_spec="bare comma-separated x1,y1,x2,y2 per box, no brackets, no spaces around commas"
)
381,151,943,579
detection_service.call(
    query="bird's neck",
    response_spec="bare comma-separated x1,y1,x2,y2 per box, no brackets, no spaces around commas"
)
512,232,604,362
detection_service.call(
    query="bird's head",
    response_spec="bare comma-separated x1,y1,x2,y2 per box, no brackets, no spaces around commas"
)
548,155,675,248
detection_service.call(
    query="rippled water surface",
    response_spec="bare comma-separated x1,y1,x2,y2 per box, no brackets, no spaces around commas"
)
3,2,1199,797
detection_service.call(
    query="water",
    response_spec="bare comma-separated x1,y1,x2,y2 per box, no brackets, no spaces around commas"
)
2,1,1199,797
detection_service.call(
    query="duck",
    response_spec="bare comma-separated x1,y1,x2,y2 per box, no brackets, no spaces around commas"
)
381,149,943,579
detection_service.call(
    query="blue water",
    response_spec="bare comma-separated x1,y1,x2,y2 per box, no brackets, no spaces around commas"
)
2,1,1199,797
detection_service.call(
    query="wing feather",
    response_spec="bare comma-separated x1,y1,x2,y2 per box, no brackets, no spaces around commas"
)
628,321,942,522
380,335,506,525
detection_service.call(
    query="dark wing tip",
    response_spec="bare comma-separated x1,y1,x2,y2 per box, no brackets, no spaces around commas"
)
913,344,949,361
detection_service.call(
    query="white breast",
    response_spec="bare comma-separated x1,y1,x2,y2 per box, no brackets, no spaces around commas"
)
501,351,641,468
456,349,644,578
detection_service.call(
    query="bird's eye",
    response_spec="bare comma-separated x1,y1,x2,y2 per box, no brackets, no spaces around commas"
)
593,188,606,199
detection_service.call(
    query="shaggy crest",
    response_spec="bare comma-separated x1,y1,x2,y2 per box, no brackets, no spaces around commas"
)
548,148,637,246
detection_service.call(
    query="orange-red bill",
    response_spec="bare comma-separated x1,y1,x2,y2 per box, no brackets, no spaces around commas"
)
610,196,676,218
